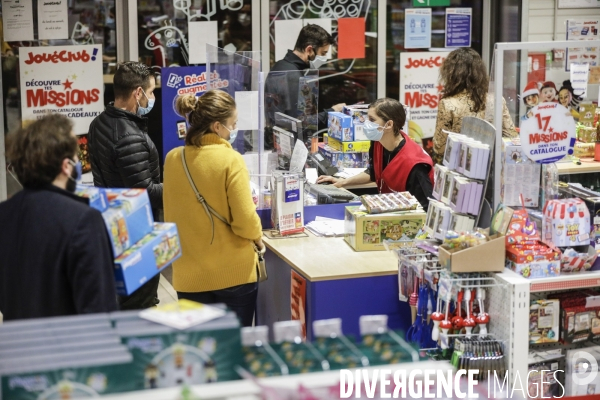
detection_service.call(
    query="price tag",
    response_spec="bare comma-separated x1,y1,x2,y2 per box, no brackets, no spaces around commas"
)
520,102,576,164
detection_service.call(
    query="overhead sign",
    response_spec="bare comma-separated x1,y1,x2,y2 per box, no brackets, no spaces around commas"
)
445,8,472,48
400,51,449,143
19,45,104,135
520,102,576,164
413,0,450,6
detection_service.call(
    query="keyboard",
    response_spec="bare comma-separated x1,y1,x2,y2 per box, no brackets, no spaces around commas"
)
307,183,358,204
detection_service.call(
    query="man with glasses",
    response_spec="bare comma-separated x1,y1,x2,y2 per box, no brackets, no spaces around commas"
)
88,61,162,310
0,114,118,320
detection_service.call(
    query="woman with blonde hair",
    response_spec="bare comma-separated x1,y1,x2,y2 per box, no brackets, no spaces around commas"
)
433,47,517,164
163,89,264,326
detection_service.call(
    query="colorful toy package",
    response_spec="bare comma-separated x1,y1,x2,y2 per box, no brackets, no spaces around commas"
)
116,314,242,391
554,291,600,344
360,192,420,214
327,112,353,142
543,198,591,248
75,185,109,213
242,344,288,378
102,188,154,257
506,243,561,279
529,299,560,344
114,223,182,295
318,143,369,169
313,335,369,370
270,341,329,374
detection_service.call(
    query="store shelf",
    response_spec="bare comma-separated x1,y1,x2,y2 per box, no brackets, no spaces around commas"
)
529,270,600,292
556,160,600,175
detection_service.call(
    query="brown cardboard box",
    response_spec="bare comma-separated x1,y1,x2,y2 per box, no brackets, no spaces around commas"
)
438,234,506,272
344,206,426,251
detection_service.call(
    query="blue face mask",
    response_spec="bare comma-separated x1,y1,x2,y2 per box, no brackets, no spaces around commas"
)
137,90,155,116
363,120,387,141
224,125,239,143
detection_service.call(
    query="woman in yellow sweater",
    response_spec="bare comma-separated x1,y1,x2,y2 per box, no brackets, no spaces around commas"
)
163,90,264,326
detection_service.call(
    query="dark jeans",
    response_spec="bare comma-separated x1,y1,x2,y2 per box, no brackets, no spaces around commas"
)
178,282,258,327
118,274,160,310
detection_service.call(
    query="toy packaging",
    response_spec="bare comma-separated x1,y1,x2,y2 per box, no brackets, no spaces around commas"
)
273,126,295,170
318,143,369,169
114,223,182,296
327,112,353,141
506,244,561,278
115,312,242,390
325,134,370,153
530,299,560,343
565,346,600,396
501,138,541,208
342,104,370,141
528,360,562,399
577,124,597,143
271,171,304,236
558,184,600,250
431,164,448,200
344,206,426,251
360,192,420,214
241,326,288,378
561,247,598,272
553,290,600,344
443,132,462,170
312,319,369,370
542,198,591,248
102,188,155,258
75,185,109,213
271,320,329,374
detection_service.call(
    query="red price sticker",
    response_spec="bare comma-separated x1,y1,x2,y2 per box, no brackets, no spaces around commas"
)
520,102,576,164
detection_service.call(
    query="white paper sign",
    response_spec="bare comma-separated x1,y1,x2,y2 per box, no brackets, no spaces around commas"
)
188,21,218,64
38,0,69,40
520,102,576,164
399,51,449,139
570,62,590,98
289,140,309,173
2,0,34,41
275,19,303,62
19,45,104,135
235,91,259,130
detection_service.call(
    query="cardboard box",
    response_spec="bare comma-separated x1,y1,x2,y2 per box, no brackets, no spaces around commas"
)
530,299,560,344
271,171,304,236
75,185,109,213
318,143,369,169
438,234,506,272
325,134,370,153
342,104,370,141
114,223,182,296
344,206,426,251
327,112,353,141
102,188,154,258
577,125,597,143
542,198,591,248
506,243,561,279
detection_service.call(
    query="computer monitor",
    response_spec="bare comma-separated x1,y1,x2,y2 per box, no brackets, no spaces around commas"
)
274,112,303,143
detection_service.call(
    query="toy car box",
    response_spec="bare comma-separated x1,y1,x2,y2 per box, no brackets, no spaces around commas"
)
101,188,155,258
344,206,426,251
114,223,181,296
318,143,369,169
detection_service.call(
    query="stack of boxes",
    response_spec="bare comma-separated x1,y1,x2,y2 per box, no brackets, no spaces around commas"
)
75,186,182,295
319,106,371,169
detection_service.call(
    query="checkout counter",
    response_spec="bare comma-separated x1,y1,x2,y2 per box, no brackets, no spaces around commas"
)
255,203,411,341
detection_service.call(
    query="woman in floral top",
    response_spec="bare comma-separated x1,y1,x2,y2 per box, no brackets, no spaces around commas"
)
432,48,517,164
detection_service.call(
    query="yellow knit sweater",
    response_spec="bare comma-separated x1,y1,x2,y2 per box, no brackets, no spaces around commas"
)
163,134,262,292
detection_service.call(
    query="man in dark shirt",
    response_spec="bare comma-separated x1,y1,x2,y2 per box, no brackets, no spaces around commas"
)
265,24,346,149
0,114,118,321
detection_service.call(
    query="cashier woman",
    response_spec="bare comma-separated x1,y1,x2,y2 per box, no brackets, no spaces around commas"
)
316,98,434,210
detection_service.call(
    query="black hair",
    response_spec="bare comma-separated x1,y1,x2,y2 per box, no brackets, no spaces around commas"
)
294,24,333,52
113,61,156,100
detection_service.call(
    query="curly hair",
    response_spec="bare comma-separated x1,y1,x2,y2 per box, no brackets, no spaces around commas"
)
175,90,236,147
6,114,77,188
439,48,489,113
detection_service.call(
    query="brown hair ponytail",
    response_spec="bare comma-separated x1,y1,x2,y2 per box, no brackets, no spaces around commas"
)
176,90,237,147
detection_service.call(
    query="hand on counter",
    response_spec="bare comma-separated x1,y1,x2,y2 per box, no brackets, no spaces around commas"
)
316,175,345,188
331,103,346,113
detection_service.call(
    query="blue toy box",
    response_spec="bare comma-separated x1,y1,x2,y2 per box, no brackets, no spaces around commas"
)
327,112,353,141
75,185,109,213
114,223,182,295
318,143,369,169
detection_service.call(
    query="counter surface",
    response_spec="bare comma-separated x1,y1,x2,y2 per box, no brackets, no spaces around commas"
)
557,160,600,174
262,231,397,282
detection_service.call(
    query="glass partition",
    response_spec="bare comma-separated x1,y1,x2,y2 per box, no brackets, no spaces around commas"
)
489,40,600,209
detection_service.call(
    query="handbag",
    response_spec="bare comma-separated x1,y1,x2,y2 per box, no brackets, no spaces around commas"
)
181,147,268,282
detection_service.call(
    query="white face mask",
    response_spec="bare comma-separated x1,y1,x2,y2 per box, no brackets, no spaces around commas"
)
310,54,328,69
136,90,155,116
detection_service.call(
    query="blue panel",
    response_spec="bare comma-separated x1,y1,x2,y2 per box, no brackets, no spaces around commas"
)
256,202,361,230
309,275,411,339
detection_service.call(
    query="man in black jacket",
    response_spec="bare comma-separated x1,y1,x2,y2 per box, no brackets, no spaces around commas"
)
0,115,118,321
265,24,346,149
88,61,162,310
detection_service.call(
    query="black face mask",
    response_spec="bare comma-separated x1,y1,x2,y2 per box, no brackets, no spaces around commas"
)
66,160,79,193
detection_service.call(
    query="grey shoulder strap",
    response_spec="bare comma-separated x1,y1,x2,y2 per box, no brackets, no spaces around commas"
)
180,147,230,244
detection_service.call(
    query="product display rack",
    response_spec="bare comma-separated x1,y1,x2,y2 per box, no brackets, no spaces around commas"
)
488,268,600,395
